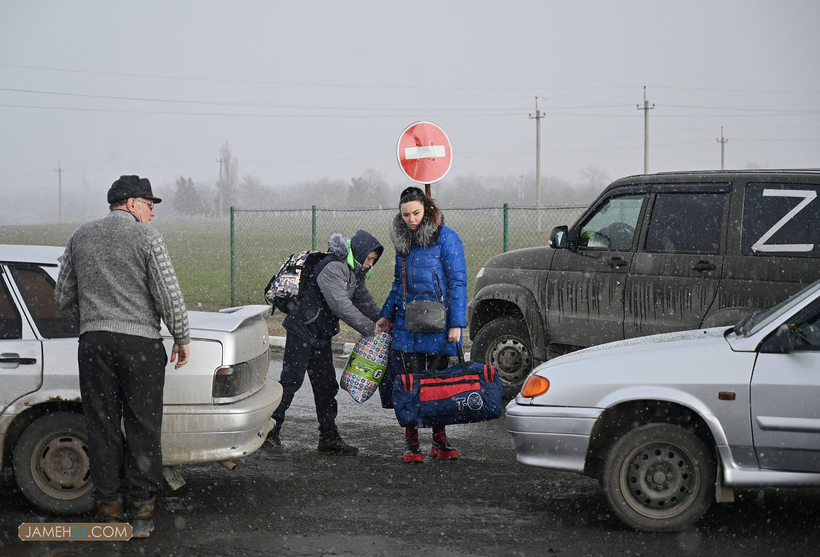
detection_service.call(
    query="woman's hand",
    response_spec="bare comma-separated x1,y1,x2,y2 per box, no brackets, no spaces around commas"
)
375,317,393,334
447,327,462,344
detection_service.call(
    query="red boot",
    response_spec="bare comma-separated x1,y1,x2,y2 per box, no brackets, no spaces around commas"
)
403,427,423,463
430,426,459,460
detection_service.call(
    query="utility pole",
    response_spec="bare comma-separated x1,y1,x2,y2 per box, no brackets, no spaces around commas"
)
216,155,224,218
54,162,63,223
636,86,654,174
716,127,728,170
529,97,544,230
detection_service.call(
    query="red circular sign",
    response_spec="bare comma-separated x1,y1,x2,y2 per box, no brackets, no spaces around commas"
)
396,121,452,184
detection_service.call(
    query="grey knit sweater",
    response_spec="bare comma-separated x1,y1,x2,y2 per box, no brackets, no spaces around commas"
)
55,210,190,344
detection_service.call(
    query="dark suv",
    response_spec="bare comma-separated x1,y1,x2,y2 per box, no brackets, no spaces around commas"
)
468,170,820,391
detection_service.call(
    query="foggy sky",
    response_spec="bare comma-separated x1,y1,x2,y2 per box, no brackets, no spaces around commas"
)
1,0,819,224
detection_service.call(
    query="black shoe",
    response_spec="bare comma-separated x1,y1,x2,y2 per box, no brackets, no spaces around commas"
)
403,428,423,463
317,429,358,456
403,439,424,463
261,426,289,457
430,438,459,460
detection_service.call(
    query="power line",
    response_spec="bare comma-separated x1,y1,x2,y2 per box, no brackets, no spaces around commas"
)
0,63,639,92
6,64,820,96
0,103,525,118
0,87,529,114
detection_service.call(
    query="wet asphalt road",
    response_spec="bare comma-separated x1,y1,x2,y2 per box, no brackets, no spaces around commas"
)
2,358,820,556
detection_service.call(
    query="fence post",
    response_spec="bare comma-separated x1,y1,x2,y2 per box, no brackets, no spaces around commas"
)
230,206,235,306
312,205,317,251
503,203,509,252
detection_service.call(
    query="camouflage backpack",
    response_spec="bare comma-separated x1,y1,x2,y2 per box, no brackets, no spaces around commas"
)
264,250,329,314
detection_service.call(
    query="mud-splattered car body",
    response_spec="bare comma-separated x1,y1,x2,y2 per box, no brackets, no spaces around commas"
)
468,170,820,392
0,244,282,513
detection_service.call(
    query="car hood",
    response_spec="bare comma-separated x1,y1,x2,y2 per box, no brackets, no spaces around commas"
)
549,326,731,366
482,246,554,271
520,325,755,411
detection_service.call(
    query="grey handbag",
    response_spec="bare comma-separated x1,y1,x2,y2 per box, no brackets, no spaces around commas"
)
405,292,447,333
402,258,447,333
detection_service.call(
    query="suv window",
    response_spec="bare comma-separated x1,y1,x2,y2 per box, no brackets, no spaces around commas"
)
579,194,644,250
743,184,820,257
8,264,78,339
645,192,725,254
0,276,22,339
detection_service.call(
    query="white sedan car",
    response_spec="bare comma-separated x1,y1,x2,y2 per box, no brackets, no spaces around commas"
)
507,278,820,532
0,244,282,514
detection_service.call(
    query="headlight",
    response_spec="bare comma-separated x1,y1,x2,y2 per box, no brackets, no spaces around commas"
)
521,375,550,398
212,363,251,398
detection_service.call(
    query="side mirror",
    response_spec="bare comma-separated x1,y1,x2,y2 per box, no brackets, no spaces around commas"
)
550,226,568,249
761,324,795,354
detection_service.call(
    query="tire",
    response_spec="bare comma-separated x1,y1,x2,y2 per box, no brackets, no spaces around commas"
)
602,423,715,532
471,316,533,393
12,412,95,514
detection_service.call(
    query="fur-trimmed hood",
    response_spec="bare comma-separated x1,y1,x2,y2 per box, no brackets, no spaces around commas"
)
389,213,441,256
328,230,384,269
328,232,349,259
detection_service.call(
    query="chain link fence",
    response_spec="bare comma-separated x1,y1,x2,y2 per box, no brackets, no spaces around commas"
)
231,205,587,307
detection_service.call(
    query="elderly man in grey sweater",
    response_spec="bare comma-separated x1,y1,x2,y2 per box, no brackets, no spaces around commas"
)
55,175,190,539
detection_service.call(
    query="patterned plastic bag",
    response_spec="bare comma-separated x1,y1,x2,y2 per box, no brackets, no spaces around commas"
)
340,331,392,403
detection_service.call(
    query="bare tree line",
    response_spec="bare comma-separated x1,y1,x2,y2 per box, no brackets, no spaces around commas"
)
163,143,609,217
0,143,610,225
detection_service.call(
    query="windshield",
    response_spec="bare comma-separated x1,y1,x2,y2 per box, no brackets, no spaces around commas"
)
738,278,820,337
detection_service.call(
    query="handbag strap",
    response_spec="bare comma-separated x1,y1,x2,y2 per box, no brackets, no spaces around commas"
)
401,257,407,302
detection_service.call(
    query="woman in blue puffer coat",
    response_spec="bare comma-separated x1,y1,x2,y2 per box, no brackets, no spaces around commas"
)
376,186,468,463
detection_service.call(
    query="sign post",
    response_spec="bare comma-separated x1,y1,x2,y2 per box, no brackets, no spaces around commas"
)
396,121,452,195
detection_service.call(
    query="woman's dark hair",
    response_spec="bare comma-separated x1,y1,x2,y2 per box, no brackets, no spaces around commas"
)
399,186,443,229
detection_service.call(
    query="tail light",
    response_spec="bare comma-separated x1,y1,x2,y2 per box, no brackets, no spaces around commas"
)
212,363,251,398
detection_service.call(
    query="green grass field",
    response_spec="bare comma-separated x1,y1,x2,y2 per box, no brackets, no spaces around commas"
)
1,206,584,343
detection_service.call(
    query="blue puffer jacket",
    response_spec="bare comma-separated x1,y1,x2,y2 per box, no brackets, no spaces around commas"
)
380,214,468,356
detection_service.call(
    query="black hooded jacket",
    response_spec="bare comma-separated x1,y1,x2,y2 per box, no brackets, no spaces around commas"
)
283,230,383,348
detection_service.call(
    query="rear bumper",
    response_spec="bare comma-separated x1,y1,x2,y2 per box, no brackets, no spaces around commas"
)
506,399,602,474
160,380,283,465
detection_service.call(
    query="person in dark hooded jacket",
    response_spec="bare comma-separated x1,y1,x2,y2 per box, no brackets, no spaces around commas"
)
263,230,384,456
376,186,468,463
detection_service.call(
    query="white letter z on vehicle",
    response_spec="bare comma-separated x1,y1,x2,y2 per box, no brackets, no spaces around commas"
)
752,189,816,253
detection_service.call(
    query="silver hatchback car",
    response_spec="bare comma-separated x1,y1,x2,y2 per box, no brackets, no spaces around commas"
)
507,277,820,532
0,245,283,514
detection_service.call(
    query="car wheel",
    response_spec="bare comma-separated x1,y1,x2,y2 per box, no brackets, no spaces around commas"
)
471,316,533,392
12,412,95,514
602,423,715,532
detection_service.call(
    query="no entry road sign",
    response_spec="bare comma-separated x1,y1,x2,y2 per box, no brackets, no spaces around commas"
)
396,121,452,184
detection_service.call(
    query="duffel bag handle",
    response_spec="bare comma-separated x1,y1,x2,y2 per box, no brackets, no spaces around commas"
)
426,342,468,377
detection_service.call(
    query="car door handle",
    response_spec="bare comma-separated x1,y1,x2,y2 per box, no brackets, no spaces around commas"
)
606,257,628,268
692,261,717,272
0,353,38,366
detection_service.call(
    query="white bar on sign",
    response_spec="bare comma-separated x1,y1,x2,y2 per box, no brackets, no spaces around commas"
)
405,145,446,160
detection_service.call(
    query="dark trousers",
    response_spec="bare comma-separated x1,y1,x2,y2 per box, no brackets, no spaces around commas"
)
400,352,450,374
272,333,338,434
78,331,167,503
